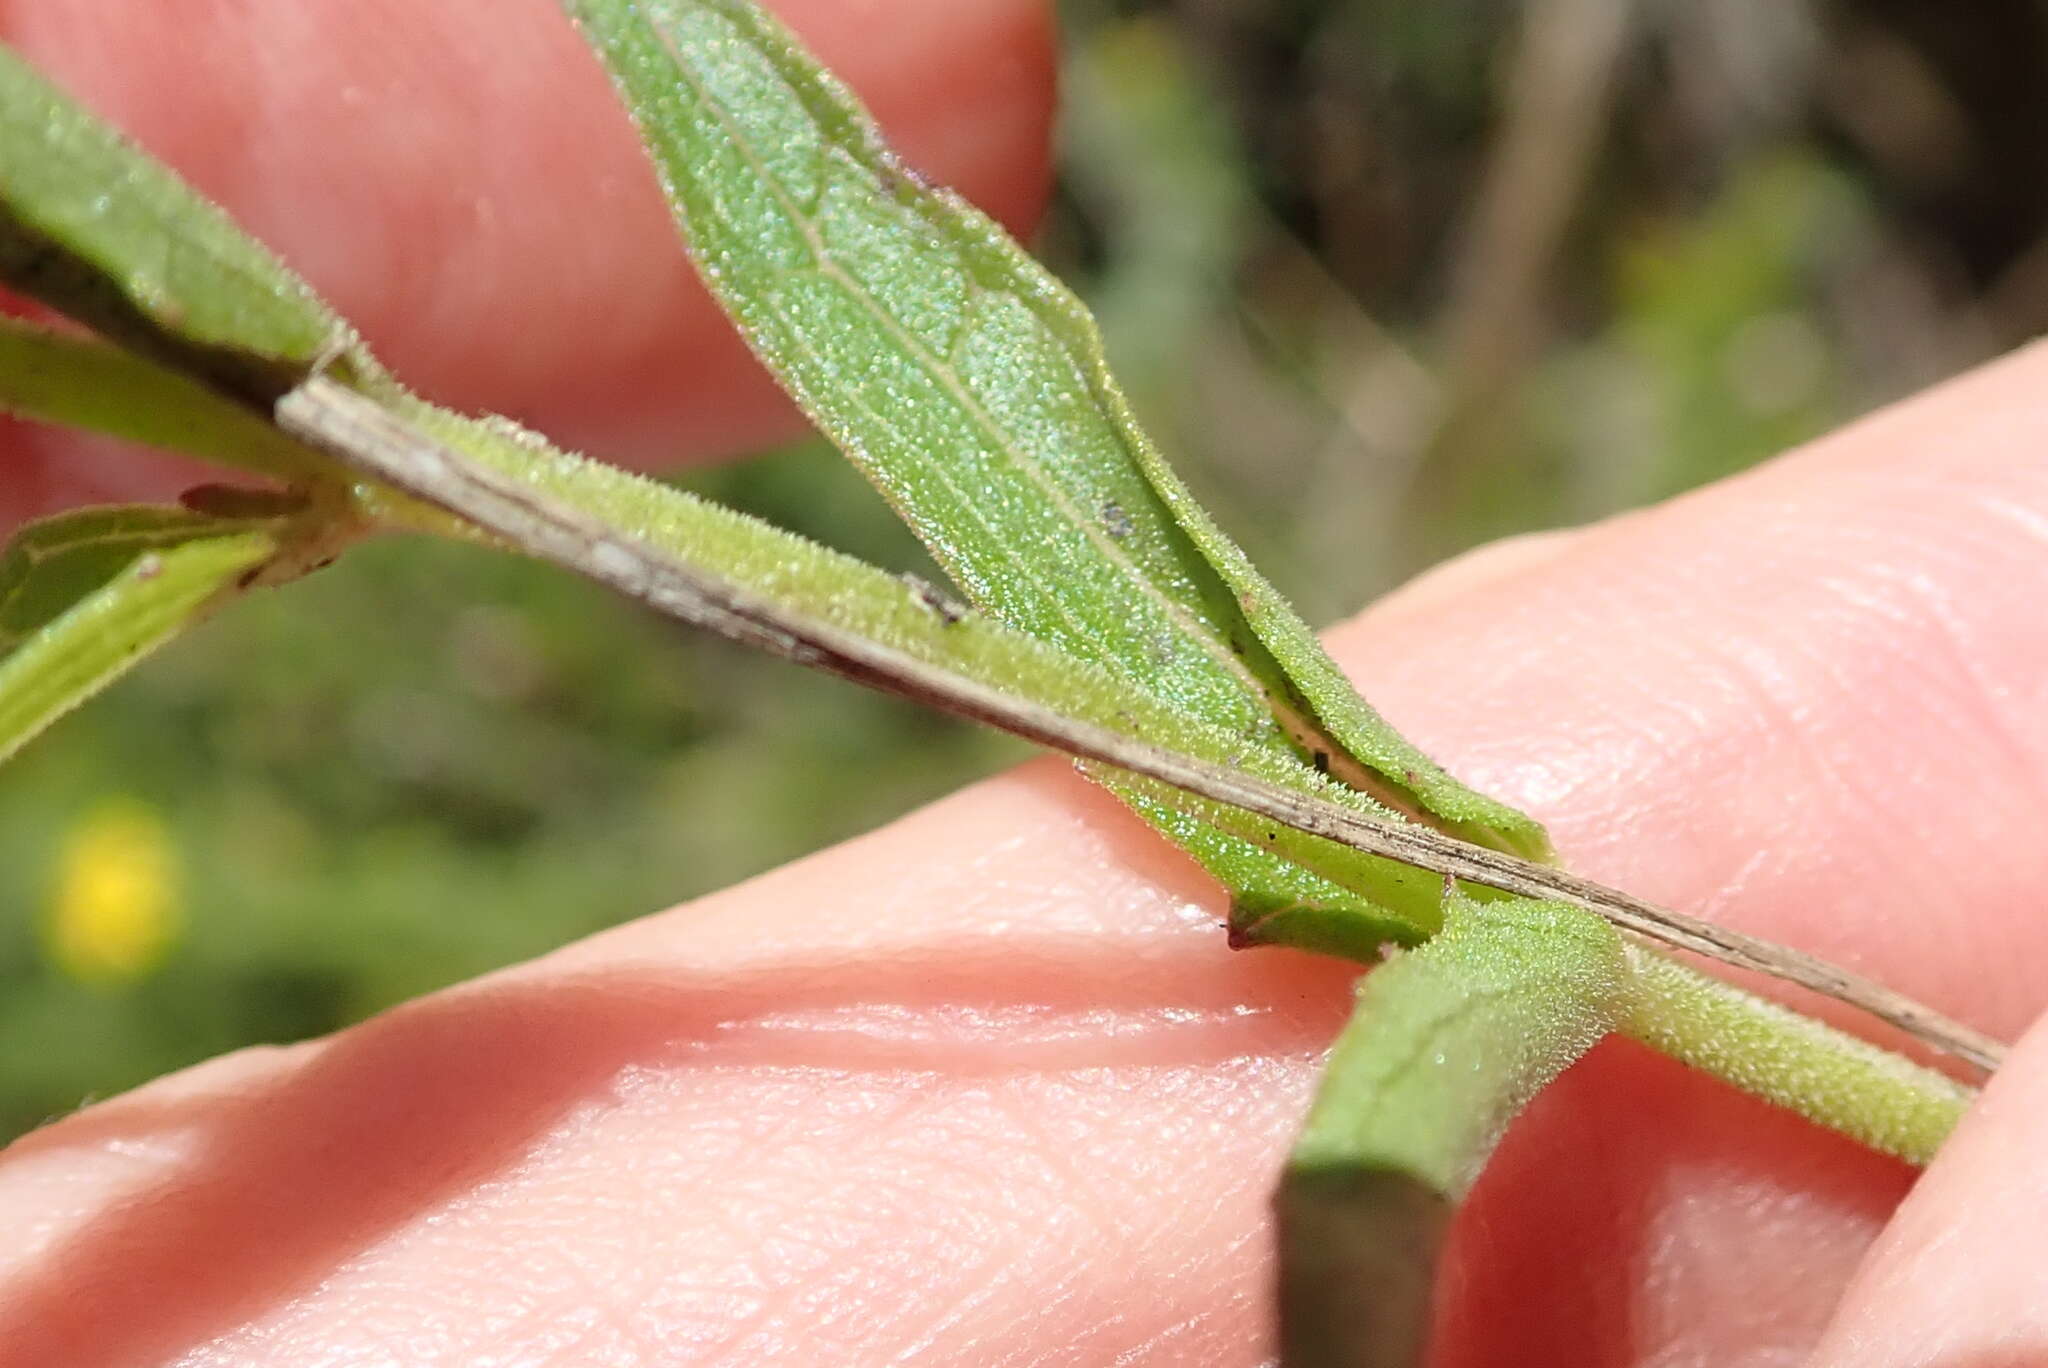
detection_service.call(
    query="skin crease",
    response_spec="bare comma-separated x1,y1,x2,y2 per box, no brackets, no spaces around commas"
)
1,4,2046,1366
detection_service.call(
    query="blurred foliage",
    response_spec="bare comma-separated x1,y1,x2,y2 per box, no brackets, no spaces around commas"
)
0,451,1018,1137
3,0,2044,1137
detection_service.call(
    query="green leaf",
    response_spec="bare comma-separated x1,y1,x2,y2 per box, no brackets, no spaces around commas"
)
0,503,290,654
0,525,274,764
0,41,379,402
1278,893,1628,1367
0,65,471,532
0,315,330,479
559,1,1552,906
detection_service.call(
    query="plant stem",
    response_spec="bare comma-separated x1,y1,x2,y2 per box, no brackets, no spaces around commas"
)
276,375,2006,1081
1619,945,1971,1164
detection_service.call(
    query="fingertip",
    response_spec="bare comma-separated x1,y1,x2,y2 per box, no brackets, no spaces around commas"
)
1810,1006,2048,1366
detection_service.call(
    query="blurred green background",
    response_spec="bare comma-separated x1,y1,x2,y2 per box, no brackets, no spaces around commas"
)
4,0,2046,1139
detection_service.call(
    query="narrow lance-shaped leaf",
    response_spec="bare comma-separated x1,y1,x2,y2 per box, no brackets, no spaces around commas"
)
0,42,380,403
0,315,331,480
1279,893,1630,1368
0,526,275,765
0,503,291,654
0,317,470,538
560,1,1552,919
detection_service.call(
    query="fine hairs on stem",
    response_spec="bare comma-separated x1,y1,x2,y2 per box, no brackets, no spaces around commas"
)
277,375,2006,1078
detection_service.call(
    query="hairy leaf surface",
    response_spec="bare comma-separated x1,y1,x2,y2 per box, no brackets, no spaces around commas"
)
1279,894,1629,1366
0,527,273,765
0,43,377,401
0,316,329,479
0,31,1439,939
561,0,1552,889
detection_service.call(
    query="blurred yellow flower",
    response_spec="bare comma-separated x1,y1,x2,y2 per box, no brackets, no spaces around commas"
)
44,797,183,987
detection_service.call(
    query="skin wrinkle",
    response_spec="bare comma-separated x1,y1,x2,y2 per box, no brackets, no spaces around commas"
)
1351,405,2039,982
706,997,1287,1069
1642,1174,1872,1361
864,1130,1102,1363
1686,560,2024,972
1684,845,1776,929
1854,549,2048,793
718,1110,1022,1360
1964,486,2048,548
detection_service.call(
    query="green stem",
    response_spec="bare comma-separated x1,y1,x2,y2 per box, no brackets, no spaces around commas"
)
1619,945,1971,1165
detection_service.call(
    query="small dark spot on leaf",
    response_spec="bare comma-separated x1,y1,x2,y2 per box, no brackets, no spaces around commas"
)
179,483,305,519
900,573,966,624
1100,501,1134,539
1312,749,1329,775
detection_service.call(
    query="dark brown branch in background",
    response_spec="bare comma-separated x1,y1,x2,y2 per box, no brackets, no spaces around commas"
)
1400,0,1635,572
277,376,2007,1076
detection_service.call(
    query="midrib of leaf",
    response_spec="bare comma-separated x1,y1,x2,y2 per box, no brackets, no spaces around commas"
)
655,19,1288,734
614,0,1462,935
717,258,1435,921
613,4,1302,741
574,0,1551,870
756,272,1211,710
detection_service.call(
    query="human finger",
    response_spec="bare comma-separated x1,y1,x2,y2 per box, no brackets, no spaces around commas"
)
1805,1004,2048,1367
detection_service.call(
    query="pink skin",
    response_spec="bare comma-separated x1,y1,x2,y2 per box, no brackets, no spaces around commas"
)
0,0,1054,518
1,4,2045,1364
